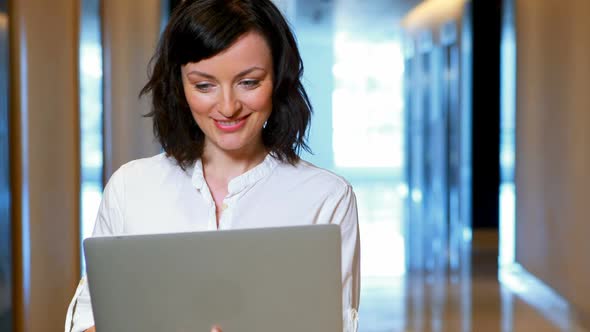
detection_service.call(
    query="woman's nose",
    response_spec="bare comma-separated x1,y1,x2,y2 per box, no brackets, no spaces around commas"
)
218,89,241,118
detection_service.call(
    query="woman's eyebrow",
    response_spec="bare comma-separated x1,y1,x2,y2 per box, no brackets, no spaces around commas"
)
186,70,216,79
234,66,266,78
186,66,266,80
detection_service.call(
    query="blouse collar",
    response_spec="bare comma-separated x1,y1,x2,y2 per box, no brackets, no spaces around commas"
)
191,153,280,196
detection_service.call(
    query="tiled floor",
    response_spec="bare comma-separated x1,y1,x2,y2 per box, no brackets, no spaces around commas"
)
357,251,587,332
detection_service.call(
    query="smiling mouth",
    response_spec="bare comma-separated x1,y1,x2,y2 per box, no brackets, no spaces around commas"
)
216,120,242,126
214,114,250,132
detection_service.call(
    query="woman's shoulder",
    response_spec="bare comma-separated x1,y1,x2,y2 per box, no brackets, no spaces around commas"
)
109,152,190,187
118,152,179,172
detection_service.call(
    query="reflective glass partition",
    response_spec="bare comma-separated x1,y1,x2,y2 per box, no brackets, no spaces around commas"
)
421,30,451,273
406,41,425,272
0,0,11,330
441,22,462,272
402,3,474,330
402,40,414,276
407,31,435,273
79,0,104,271
499,0,516,267
420,46,432,270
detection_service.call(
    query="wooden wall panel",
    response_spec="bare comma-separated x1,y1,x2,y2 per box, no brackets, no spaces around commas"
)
9,0,80,330
515,0,590,327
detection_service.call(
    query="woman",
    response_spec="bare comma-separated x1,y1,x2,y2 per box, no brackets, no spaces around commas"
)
65,0,360,331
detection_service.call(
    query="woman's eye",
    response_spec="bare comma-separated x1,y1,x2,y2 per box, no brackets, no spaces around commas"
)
240,80,260,89
195,83,214,92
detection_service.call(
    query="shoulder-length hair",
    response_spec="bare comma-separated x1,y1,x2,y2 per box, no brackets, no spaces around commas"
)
140,0,312,169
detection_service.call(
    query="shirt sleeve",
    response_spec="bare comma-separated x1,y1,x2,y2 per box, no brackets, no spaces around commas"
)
328,184,361,332
64,167,126,332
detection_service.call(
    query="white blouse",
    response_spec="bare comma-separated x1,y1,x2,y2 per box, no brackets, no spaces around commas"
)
65,153,360,332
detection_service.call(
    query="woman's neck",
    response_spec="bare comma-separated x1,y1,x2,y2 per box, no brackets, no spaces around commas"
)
201,141,268,228
201,142,268,184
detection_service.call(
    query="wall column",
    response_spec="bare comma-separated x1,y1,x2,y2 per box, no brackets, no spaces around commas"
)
9,0,81,330
514,0,590,327
102,0,162,180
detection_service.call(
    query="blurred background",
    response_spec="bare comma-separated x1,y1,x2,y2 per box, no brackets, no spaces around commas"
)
1,0,589,331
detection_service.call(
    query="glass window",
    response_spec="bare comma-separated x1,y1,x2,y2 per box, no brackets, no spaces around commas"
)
332,33,404,169
499,0,516,267
79,0,104,271
279,1,407,329
331,32,406,278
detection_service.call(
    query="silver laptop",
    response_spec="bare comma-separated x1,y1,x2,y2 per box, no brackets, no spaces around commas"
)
84,225,343,332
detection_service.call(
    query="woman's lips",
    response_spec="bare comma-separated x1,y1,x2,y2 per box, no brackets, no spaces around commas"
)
213,114,250,132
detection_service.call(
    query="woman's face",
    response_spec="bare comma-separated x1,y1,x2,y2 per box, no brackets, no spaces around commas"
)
181,31,274,157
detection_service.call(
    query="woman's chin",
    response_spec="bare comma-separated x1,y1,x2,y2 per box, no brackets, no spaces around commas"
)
210,140,260,156
207,134,265,155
